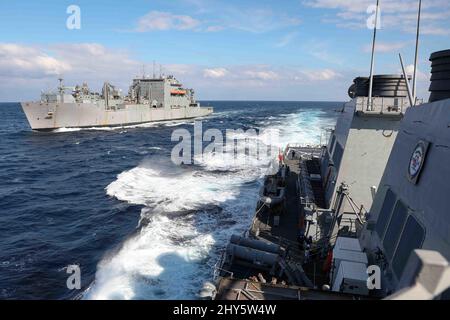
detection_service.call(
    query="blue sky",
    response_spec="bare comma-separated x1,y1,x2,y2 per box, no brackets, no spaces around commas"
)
0,0,449,101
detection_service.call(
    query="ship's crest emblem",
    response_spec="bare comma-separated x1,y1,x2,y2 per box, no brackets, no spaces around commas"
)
408,140,430,184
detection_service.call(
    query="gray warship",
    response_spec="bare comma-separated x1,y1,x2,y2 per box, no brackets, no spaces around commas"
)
210,1,450,301
21,75,213,131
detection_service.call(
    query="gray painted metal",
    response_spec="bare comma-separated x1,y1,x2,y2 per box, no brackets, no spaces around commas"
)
412,0,422,100
373,90,408,97
230,235,283,255
372,75,410,98
431,57,450,66
431,64,450,72
372,86,407,91
367,0,380,111
21,76,213,130
360,98,450,294
348,75,410,98
429,49,450,102
260,188,286,206
430,71,450,81
429,79,450,91
429,92,450,102
226,243,279,267
323,96,405,214
388,250,450,300
430,49,450,60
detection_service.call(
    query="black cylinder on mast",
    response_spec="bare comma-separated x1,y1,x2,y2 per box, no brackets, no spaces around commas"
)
429,49,450,103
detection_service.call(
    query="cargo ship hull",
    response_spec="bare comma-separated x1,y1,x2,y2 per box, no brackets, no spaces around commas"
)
21,102,213,131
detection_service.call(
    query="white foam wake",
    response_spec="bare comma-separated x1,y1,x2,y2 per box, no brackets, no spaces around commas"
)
86,162,260,299
52,119,192,133
85,106,336,300
105,160,254,213
85,213,217,299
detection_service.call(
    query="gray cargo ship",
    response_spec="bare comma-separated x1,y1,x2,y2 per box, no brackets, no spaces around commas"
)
21,75,213,131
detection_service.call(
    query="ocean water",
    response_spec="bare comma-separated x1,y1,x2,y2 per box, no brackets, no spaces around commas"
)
0,101,339,300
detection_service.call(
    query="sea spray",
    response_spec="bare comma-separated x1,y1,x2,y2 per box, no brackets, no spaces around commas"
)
85,107,336,300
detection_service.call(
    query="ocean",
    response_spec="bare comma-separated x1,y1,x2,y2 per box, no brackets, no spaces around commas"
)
0,101,339,300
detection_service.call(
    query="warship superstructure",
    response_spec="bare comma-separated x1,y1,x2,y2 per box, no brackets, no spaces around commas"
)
21,75,213,130
210,1,450,299
211,51,450,300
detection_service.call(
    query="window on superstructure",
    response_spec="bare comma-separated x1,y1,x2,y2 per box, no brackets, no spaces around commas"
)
392,215,425,279
383,200,408,260
332,142,343,170
375,189,396,238
329,134,336,155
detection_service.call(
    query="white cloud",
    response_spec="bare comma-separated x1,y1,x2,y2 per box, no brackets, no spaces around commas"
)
136,11,200,31
0,43,373,101
0,43,143,100
0,44,71,79
301,69,341,81
421,25,450,36
302,40,345,66
134,6,302,34
222,8,301,33
404,64,429,81
201,65,340,84
203,68,228,78
244,70,279,80
304,0,371,12
363,41,409,53
303,0,450,35
164,64,195,76
49,43,141,87
205,25,225,32
276,32,299,48
304,0,449,13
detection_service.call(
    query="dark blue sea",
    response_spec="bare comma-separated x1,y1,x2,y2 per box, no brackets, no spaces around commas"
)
0,101,339,300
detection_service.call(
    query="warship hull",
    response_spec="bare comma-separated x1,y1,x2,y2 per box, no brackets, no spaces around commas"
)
21,102,213,131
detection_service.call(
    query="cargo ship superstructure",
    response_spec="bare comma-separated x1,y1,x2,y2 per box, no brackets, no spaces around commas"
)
21,75,213,131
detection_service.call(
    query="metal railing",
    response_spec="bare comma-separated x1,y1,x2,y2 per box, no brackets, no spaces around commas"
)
212,251,234,281
355,96,411,115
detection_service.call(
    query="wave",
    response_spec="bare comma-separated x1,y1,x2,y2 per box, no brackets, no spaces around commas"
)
85,107,335,300
105,159,255,213
85,158,260,299
51,119,193,133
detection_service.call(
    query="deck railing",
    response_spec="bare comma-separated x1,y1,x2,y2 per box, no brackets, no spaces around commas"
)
212,251,234,281
355,96,424,115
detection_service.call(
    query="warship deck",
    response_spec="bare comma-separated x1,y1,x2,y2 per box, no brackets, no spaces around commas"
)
251,156,303,244
215,147,336,299
215,278,363,300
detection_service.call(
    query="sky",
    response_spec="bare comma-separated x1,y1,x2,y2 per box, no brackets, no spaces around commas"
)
0,0,449,101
